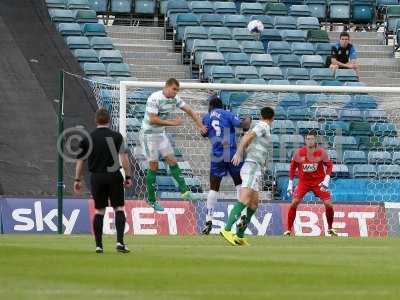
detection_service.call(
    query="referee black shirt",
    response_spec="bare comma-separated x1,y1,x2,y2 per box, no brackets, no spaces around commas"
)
77,127,126,173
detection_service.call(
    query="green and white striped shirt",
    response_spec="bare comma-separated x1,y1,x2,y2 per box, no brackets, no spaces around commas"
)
245,121,272,167
141,90,186,134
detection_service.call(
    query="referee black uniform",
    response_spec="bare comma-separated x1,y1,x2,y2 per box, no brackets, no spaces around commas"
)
75,108,131,253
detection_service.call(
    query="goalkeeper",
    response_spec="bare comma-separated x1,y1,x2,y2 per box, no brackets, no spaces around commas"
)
140,78,207,211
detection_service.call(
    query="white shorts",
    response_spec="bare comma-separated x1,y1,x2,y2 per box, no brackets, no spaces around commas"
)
140,132,174,161
240,161,262,192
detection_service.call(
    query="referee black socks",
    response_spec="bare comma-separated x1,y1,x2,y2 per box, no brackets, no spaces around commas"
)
93,214,104,248
115,210,126,245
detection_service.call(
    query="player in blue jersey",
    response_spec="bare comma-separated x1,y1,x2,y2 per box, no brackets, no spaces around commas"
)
201,95,251,235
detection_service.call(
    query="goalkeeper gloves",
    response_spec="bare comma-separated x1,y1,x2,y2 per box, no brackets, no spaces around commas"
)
319,175,330,192
287,179,294,197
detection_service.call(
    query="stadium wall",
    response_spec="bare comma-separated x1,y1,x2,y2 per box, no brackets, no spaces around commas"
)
1,198,399,237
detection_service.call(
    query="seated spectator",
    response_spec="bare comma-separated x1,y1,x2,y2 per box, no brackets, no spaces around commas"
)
329,32,358,76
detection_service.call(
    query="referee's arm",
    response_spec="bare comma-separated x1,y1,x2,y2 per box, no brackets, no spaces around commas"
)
74,137,88,194
119,140,133,188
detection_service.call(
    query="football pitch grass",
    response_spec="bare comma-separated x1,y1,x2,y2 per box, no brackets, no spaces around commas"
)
0,235,399,300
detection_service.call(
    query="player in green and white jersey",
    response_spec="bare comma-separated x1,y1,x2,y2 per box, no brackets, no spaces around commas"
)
140,78,207,211
220,107,275,246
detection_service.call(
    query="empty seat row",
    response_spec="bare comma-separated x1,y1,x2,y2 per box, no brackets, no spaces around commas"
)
83,62,130,77
73,49,123,63
58,22,106,36
46,0,91,9
66,36,114,49
49,9,98,22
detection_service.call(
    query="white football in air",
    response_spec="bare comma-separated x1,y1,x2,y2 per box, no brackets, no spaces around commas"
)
247,20,264,34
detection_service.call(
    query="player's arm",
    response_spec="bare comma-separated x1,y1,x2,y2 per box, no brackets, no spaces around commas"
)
231,130,257,166
287,151,299,196
118,139,133,188
201,114,209,138
148,113,182,126
230,112,251,131
73,138,89,194
319,150,333,190
181,104,207,135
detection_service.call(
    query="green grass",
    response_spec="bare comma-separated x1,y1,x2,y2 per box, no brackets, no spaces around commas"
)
0,235,399,300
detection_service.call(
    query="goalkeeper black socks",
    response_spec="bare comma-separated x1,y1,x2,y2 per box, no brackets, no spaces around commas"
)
93,214,104,248
115,210,126,245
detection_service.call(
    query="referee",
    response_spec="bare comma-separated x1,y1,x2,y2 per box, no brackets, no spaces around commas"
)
74,108,132,254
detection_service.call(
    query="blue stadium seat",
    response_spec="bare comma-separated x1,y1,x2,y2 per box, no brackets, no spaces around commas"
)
240,2,264,15
314,43,333,55
134,0,156,14
214,1,237,14
346,94,378,109
159,0,168,15
334,136,358,150
241,41,265,54
305,93,328,106
321,80,343,86
175,13,199,28
274,163,291,178
274,16,297,29
338,109,363,121
249,15,274,29
296,120,319,134
272,120,296,134
349,121,372,136
269,79,291,85
372,122,398,137
274,106,287,120
66,36,90,49
49,9,75,22
243,79,266,85
279,93,302,106
352,0,375,24
382,137,400,150
88,0,108,12
57,22,82,36
377,165,400,178
281,30,308,42
250,53,274,66
176,161,194,176
46,0,67,9
189,1,214,13
220,91,250,107
343,150,367,164
83,62,107,76
225,52,250,66
74,9,98,23
287,107,312,120
327,149,338,163
280,134,304,148
223,14,248,27
73,49,99,62
210,65,235,80
278,54,301,67
107,63,130,77
267,41,291,54
314,107,338,120
265,2,288,16
83,23,106,36
199,14,224,27
320,120,350,135
67,0,90,9
260,29,282,45
126,118,142,132
98,50,123,63
156,176,177,192
297,16,320,30
332,164,350,178
232,28,254,41
167,0,189,15
335,69,359,82
216,40,241,53
352,164,377,178
184,27,208,41
296,79,318,85
289,5,312,17
208,27,231,40
259,67,284,80
305,0,328,19
291,42,315,55
393,152,400,164
328,0,350,21
364,109,388,122
285,68,309,80
301,55,325,68
309,68,334,81
235,66,259,80
90,37,114,49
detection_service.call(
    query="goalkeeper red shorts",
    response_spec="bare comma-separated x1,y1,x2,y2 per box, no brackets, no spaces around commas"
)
293,180,331,202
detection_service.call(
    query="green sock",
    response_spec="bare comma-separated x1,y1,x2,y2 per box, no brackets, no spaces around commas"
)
237,207,256,238
146,169,157,203
225,202,246,231
169,164,189,193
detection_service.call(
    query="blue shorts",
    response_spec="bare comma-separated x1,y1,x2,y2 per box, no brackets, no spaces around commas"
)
210,161,243,178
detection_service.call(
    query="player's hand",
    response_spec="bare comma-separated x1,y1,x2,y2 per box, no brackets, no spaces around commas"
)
241,117,251,132
199,124,208,136
171,117,183,126
287,180,293,197
73,181,82,195
231,152,242,166
124,179,133,188
319,175,330,192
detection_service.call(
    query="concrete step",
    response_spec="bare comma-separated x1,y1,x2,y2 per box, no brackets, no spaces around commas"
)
361,78,400,87
120,51,181,60
357,51,393,58
358,59,400,72
360,70,400,78
106,25,164,35
131,71,189,79
107,31,163,40
111,38,173,47
136,78,199,82
115,44,174,52
130,64,189,73
125,57,181,65
328,31,385,40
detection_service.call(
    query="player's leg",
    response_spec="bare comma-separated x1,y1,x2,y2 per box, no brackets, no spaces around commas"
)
234,188,258,246
90,174,108,253
110,173,130,253
228,161,243,203
313,186,337,236
202,173,222,235
285,182,307,236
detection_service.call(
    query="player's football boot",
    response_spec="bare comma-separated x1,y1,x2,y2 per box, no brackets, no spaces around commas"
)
283,230,291,236
116,243,130,253
328,228,338,236
233,235,250,246
146,199,164,211
181,191,199,201
220,229,237,246
236,215,247,230
95,247,104,254
201,221,212,235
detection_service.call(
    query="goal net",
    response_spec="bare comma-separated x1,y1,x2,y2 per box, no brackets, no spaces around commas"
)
83,78,400,237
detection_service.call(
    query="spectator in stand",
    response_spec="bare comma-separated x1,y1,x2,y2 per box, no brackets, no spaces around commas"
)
329,32,358,76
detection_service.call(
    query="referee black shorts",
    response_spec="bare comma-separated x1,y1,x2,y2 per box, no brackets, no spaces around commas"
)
90,172,124,209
